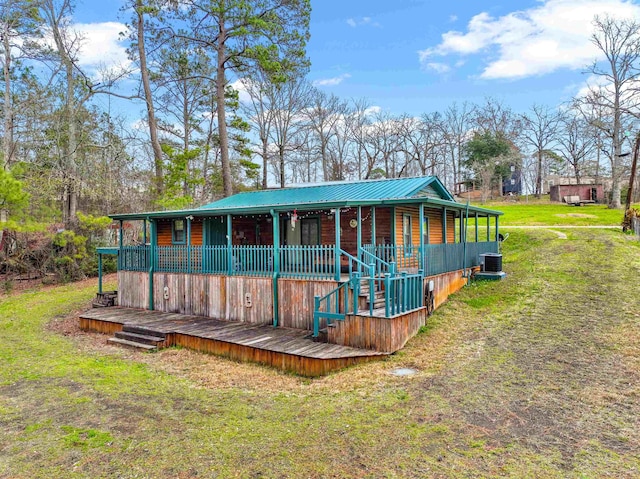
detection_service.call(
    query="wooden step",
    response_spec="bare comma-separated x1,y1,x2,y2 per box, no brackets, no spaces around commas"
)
107,337,157,351
115,331,165,346
122,325,166,338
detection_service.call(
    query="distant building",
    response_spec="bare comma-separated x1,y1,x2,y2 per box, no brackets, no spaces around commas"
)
502,163,522,196
550,184,604,204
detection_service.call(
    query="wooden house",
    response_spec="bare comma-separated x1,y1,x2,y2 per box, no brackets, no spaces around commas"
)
83,176,502,376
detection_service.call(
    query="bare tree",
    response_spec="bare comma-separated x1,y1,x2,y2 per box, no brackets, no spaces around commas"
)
241,73,274,189
557,109,597,184
304,89,348,180
440,102,474,192
521,104,561,197
267,76,312,187
585,15,640,208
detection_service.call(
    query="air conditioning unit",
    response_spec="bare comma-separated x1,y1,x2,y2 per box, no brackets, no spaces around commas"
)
480,253,502,273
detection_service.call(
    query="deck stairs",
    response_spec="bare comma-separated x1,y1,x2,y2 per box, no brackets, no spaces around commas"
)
107,324,166,351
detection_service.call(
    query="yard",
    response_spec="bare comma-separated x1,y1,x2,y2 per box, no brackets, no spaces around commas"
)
1,222,639,477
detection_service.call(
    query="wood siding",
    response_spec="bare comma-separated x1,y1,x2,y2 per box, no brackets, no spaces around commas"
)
428,267,478,309
117,271,338,330
328,308,427,353
278,279,339,330
157,218,203,246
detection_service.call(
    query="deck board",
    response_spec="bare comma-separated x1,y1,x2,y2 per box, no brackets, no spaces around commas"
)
80,307,386,361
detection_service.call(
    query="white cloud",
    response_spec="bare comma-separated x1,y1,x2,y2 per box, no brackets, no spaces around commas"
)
346,16,381,28
74,22,130,71
425,62,451,74
313,73,351,87
419,0,640,80
364,105,381,116
449,14,458,22
230,78,253,104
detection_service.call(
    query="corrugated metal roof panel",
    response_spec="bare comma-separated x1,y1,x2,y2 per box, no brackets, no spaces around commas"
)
199,176,448,210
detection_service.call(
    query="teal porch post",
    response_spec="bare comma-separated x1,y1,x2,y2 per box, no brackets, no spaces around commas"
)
143,219,147,244
495,215,500,241
186,216,192,274
419,203,425,271
486,215,490,242
334,208,341,282
98,253,103,294
227,214,233,275
149,218,156,311
371,206,376,245
475,213,479,242
442,208,447,243
356,206,362,272
118,220,123,250
271,209,280,327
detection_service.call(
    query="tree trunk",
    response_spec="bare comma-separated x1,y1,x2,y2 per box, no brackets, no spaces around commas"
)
279,145,285,188
535,150,542,198
3,34,13,169
216,17,233,197
610,90,623,208
136,0,164,197
261,134,268,189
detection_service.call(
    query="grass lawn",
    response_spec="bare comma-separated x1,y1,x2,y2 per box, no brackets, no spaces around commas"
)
477,199,624,226
1,215,640,477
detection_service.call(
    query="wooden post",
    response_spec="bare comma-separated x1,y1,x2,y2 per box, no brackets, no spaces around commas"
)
624,133,639,230
334,208,341,282
227,214,233,275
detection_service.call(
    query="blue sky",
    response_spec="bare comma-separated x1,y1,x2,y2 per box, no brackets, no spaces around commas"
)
72,0,640,117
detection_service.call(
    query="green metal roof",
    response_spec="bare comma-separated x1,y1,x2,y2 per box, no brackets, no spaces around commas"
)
199,176,452,210
109,176,503,220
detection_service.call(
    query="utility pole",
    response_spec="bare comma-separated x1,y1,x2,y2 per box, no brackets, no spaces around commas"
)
622,132,639,232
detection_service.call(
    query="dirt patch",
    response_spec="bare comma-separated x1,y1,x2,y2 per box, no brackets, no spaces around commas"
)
554,213,598,218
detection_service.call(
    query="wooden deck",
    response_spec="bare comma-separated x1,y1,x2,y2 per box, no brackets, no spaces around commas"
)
79,307,387,376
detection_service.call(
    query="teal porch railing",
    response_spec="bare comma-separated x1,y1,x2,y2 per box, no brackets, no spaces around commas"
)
383,271,423,317
117,241,500,279
280,245,335,280
118,246,150,272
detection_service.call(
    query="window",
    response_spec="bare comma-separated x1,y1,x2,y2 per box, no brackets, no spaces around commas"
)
300,218,320,245
403,214,412,246
423,217,429,245
172,219,186,244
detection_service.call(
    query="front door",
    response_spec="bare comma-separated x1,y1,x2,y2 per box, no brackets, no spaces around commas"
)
203,217,227,272
284,217,320,270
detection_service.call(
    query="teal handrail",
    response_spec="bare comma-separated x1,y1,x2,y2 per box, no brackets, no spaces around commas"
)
360,246,397,277
312,273,361,337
